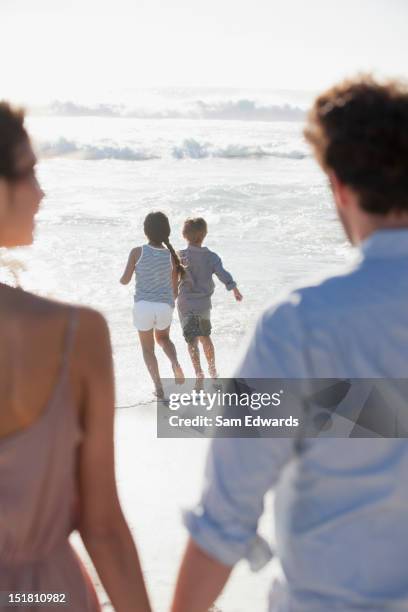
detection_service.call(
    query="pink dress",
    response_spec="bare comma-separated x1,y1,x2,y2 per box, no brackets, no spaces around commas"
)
0,310,101,611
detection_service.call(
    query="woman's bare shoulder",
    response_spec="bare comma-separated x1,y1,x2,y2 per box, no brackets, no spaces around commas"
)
0,285,70,319
0,286,108,342
25,296,112,375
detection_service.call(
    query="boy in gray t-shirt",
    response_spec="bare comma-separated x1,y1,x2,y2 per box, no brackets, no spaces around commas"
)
177,217,242,379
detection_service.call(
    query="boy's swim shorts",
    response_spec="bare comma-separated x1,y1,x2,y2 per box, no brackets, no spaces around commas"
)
179,310,211,343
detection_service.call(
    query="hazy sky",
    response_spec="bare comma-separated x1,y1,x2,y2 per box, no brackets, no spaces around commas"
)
1,0,407,102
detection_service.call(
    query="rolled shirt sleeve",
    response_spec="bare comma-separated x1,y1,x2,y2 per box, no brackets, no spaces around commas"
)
184,296,309,570
183,436,294,570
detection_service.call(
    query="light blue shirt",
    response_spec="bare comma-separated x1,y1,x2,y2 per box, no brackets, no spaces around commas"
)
184,229,408,611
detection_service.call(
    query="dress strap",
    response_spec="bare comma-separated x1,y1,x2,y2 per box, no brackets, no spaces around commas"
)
31,307,80,421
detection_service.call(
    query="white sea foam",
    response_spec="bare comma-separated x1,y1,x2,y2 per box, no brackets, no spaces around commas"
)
37,136,307,161
38,137,159,161
172,138,307,159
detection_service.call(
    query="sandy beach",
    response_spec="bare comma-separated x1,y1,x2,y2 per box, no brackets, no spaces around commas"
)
71,403,277,611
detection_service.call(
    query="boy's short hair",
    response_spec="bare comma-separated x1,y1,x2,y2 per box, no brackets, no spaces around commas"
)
183,217,208,243
304,75,408,215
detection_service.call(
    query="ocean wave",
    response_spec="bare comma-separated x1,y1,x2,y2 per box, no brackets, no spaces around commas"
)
37,137,306,162
41,98,305,122
172,139,307,160
38,138,159,161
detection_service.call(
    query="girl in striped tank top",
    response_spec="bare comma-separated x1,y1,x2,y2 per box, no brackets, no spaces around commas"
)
120,211,185,398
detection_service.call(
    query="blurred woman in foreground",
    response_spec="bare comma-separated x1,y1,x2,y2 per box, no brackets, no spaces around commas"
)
0,102,151,612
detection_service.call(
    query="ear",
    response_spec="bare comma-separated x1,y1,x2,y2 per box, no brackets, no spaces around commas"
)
328,170,350,211
0,178,9,220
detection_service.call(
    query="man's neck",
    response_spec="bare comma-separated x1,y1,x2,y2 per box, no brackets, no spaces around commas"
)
353,212,408,244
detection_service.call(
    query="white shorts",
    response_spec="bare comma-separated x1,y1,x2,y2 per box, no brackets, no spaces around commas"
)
133,300,174,331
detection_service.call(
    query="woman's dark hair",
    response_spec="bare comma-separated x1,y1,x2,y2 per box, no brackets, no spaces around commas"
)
0,102,28,179
182,217,207,244
143,211,185,276
304,76,408,215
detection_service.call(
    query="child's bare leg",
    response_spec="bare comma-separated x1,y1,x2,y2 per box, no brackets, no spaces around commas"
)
138,330,163,397
155,327,185,384
199,336,217,378
188,338,204,379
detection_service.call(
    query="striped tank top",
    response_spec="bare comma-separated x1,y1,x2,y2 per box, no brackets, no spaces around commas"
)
134,244,174,306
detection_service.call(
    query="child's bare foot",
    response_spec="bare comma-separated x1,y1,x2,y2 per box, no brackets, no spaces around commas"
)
195,370,205,390
153,385,165,400
209,365,218,379
194,375,204,391
172,363,185,385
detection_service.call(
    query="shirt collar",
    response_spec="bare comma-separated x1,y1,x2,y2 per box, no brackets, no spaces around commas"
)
360,228,408,259
187,244,206,251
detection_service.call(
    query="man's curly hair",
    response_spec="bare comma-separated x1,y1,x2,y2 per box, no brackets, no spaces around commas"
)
0,101,28,179
304,75,408,215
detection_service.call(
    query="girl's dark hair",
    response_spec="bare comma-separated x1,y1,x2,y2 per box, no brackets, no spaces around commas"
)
304,76,408,215
143,211,185,276
0,102,28,179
